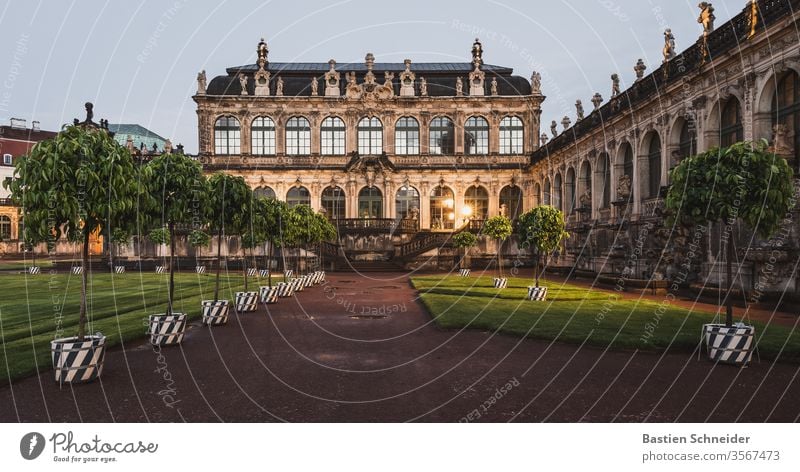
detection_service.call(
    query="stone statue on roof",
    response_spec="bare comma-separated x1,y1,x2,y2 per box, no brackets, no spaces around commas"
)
197,70,206,95
698,2,715,36
663,29,676,62
239,74,248,95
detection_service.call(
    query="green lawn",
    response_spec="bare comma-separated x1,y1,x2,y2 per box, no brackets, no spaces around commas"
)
411,275,800,361
0,271,282,384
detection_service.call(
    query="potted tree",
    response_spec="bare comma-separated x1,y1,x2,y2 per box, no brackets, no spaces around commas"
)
237,191,264,313
20,227,43,275
666,140,794,365
110,227,130,274
142,152,207,345
452,231,478,277
7,121,139,383
483,215,513,289
518,205,569,301
188,229,211,274
258,198,288,303
205,173,251,324
311,209,336,284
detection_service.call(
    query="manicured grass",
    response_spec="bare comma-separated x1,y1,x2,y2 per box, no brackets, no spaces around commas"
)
0,260,54,271
0,271,282,384
411,275,800,361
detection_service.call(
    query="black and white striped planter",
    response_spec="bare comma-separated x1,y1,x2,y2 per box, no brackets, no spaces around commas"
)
114,266,125,274
276,282,294,298
303,274,313,288
71,266,84,275
458,269,471,277
259,269,270,278
148,313,187,346
195,265,206,274
259,286,279,304
312,271,324,284
51,334,106,384
284,269,294,279
246,268,258,277
703,323,755,366
526,286,548,301
235,291,259,312
493,277,508,289
201,300,229,326
28,266,41,275
155,265,166,274
291,278,305,292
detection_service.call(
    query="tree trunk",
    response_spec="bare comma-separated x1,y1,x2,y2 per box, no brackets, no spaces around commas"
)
77,230,90,341
497,239,503,277
268,242,273,287
243,246,249,292
168,222,175,317
214,229,223,301
725,232,734,327
535,252,540,287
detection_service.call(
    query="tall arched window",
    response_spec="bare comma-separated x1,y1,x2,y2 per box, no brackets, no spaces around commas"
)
254,186,276,199
773,71,800,164
678,119,697,160
286,117,311,155
321,117,346,155
580,162,592,208
464,116,489,155
622,143,634,202
543,178,551,206
533,183,541,207
429,116,454,154
430,186,455,230
720,99,743,147
321,186,346,219
565,168,576,214
647,134,662,198
251,117,275,156
358,187,383,218
214,116,240,155
357,117,383,155
395,185,420,220
600,153,611,208
395,117,419,155
286,186,311,207
499,116,524,154
500,185,523,220
553,173,563,212
0,215,11,240
464,185,489,220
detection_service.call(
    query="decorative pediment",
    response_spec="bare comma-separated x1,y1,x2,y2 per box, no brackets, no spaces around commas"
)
324,59,341,97
399,59,416,97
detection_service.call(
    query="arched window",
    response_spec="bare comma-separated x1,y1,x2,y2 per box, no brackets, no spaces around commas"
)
430,186,455,230
565,168,576,214
214,116,240,155
773,71,800,164
580,162,592,208
0,215,11,240
395,185,420,220
500,185,523,220
286,186,311,207
678,119,697,160
464,116,489,155
358,187,383,218
286,117,311,155
321,117,346,155
251,117,275,156
429,116,455,154
543,178,551,206
720,99,743,148
254,186,276,199
500,116,524,154
464,185,489,220
533,183,541,207
321,186,346,219
357,117,383,155
623,144,634,182
395,117,419,155
600,153,611,208
553,173,563,212
647,135,662,198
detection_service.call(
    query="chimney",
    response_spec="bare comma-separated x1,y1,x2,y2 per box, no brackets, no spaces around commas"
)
32,121,40,131
10,118,26,129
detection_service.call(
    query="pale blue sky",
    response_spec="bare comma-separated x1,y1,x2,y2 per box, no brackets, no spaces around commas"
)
0,0,748,153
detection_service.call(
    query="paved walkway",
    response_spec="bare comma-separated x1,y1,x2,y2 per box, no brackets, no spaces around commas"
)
1,272,799,422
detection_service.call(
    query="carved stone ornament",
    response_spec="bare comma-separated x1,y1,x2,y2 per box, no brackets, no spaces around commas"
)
616,174,631,200
196,70,207,95
324,59,341,97
399,59,416,97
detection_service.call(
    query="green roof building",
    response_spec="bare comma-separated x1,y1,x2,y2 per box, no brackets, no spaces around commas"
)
107,124,167,153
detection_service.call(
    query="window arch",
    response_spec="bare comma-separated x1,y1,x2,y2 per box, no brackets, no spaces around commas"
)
464,185,489,220
430,186,455,230
720,99,743,147
0,215,11,240
395,185,420,220
321,186,346,219
464,116,489,155
395,117,420,155
357,117,383,155
429,116,455,154
773,71,800,165
358,187,383,218
543,178,551,206
500,116,524,154
599,153,611,208
254,186,276,199
321,116,346,155
286,186,311,207
678,119,697,161
647,134,662,198
579,162,592,208
553,173,563,212
564,168,576,214
214,116,240,155
286,116,311,155
251,117,275,156
500,185,523,220
533,183,542,207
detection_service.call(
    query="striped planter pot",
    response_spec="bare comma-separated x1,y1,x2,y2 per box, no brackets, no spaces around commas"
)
458,269,471,277
235,291,259,312
114,266,126,274
195,265,206,274
71,266,84,275
246,268,258,277
201,300,229,326
291,278,305,292
51,334,106,384
284,270,294,279
259,286,279,304
527,286,548,301
703,324,755,366
493,277,508,289
303,275,313,288
155,266,166,274
148,313,187,346
312,271,323,284
259,269,270,278
28,266,41,275
276,282,294,298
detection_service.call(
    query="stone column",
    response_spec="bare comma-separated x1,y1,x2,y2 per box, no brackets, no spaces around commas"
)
489,114,501,154
383,114,395,155
276,116,286,155
420,181,430,230
419,113,430,155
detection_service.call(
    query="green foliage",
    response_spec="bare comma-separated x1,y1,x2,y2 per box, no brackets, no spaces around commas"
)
666,140,794,238
142,152,206,229
261,197,289,248
518,205,569,254
148,227,170,246
482,215,513,241
206,173,251,236
188,229,211,247
110,227,131,246
452,231,478,249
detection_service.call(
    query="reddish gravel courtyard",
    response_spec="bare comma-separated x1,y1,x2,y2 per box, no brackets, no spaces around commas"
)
1,272,798,422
